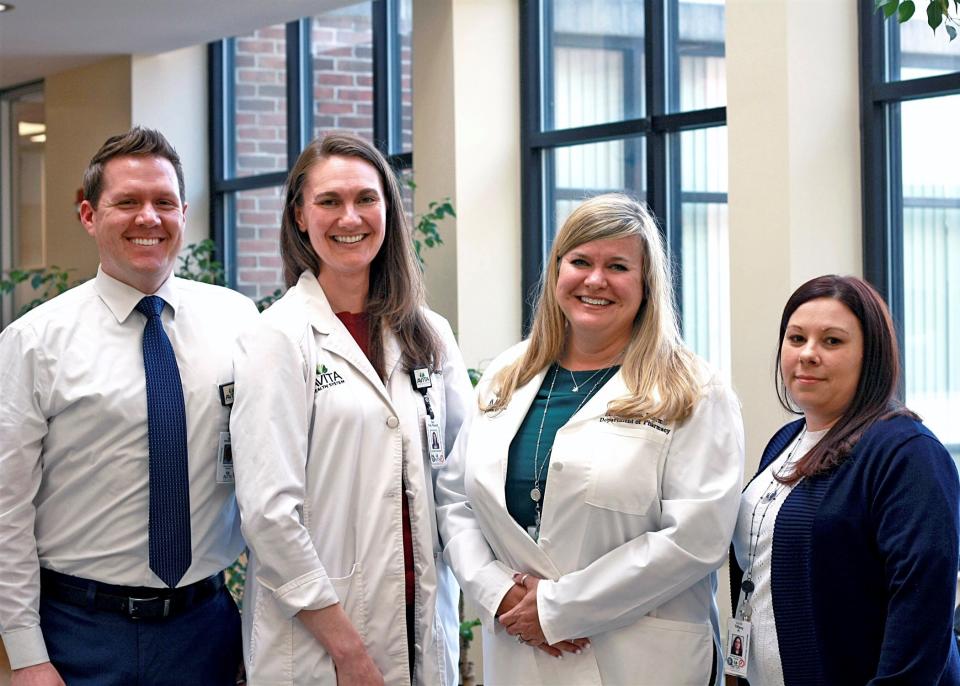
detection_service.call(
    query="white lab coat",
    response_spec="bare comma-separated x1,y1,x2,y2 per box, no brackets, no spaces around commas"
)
436,341,744,685
231,271,473,685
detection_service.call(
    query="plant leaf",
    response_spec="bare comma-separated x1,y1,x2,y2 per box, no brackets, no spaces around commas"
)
882,0,901,17
898,0,916,21
928,0,945,29
947,23,958,39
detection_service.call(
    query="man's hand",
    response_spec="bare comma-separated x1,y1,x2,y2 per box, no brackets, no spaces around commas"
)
297,604,384,686
11,662,65,686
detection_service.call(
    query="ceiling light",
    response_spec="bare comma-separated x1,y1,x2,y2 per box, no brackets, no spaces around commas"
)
0,4,15,13
18,122,45,137
30,134,46,143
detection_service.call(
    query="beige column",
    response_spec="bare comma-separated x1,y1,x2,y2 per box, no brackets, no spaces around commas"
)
727,0,863,468
413,0,522,370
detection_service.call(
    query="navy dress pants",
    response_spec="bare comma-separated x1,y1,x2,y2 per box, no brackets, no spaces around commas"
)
40,585,241,686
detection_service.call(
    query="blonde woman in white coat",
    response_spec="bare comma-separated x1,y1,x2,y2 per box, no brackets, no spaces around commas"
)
436,194,744,685
231,133,473,685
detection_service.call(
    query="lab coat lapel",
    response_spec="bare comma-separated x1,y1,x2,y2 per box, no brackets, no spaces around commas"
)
297,271,396,410
488,365,548,508
478,365,566,578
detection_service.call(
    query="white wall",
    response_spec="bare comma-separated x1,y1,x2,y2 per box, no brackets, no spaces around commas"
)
132,45,210,247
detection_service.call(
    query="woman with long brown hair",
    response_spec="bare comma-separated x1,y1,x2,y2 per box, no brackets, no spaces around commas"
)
729,275,960,685
231,132,472,685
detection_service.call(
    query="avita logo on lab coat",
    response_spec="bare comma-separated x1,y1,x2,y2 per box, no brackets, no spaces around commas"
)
315,363,346,392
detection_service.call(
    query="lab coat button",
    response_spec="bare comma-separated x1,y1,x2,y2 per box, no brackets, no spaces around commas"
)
540,537,550,546
386,416,400,429
552,462,563,471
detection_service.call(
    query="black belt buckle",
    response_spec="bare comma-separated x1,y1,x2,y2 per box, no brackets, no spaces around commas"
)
127,596,171,619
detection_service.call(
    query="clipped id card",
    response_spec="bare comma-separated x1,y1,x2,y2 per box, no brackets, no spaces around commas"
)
723,618,751,678
217,431,234,483
425,416,445,468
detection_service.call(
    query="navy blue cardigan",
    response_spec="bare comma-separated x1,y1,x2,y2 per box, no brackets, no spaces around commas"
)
731,415,960,685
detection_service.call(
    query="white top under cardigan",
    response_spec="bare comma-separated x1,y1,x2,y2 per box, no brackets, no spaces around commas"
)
732,427,827,686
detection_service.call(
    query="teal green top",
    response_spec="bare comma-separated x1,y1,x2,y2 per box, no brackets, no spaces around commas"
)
505,363,620,536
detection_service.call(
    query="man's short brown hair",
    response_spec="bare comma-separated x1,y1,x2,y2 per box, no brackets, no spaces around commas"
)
82,127,185,208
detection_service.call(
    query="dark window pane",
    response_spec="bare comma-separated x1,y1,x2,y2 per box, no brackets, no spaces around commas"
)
311,3,374,142
544,0,645,131
231,24,288,178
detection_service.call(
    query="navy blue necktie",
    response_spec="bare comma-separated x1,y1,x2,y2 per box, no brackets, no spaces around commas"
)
136,296,192,588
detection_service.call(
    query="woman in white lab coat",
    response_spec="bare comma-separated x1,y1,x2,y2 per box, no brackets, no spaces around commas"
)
231,132,472,685
436,193,744,685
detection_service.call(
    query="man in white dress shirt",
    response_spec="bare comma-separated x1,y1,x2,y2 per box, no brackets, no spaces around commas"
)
0,128,258,685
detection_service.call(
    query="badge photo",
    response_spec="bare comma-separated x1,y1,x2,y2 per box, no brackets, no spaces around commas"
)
724,618,751,678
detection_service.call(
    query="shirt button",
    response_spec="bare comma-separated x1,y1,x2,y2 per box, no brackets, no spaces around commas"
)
386,416,399,429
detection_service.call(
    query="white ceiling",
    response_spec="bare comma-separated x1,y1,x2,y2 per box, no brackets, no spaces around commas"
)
0,0,356,90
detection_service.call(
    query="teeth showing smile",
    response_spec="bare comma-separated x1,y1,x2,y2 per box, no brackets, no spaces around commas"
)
333,234,364,244
580,296,611,305
130,238,160,246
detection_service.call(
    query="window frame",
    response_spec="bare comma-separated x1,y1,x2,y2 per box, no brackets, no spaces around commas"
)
209,1,411,288
858,4,960,380
519,0,727,328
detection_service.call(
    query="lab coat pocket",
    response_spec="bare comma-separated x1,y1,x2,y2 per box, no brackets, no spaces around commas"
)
595,615,712,686
584,434,660,515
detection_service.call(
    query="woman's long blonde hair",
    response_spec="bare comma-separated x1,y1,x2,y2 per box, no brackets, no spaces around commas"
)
484,193,700,422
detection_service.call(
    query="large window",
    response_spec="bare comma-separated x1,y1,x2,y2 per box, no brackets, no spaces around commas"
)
860,7,960,455
521,0,729,373
210,0,412,300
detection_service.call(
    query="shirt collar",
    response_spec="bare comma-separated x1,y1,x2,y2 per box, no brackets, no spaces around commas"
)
94,267,180,324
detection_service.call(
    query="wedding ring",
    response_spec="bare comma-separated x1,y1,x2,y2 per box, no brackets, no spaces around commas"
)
519,574,529,586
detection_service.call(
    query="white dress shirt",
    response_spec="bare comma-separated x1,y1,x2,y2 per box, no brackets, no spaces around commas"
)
0,268,258,670
732,426,826,686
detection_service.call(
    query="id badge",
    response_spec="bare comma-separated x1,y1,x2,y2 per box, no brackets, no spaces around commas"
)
217,431,234,483
425,415,445,468
723,618,751,678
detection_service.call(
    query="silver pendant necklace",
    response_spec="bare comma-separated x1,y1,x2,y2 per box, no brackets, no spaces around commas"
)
567,366,606,393
529,362,617,536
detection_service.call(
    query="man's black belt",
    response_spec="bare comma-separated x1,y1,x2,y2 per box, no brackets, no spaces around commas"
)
40,567,225,620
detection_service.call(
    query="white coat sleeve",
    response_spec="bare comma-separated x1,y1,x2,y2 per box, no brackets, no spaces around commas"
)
0,324,50,669
231,320,340,617
435,389,517,631
537,382,745,644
